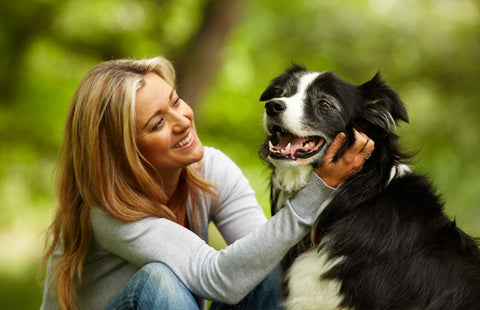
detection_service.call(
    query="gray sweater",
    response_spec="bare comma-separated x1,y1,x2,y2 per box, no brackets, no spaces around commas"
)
40,146,335,309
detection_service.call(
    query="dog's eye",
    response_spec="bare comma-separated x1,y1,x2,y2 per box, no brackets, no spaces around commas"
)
318,100,332,108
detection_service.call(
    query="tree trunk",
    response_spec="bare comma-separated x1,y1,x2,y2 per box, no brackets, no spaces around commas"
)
172,0,246,108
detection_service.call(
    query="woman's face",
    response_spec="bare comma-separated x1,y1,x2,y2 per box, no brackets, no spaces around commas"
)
135,72,203,181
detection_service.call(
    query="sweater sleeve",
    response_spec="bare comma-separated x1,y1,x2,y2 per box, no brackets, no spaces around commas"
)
202,148,268,244
205,147,335,243
91,172,334,304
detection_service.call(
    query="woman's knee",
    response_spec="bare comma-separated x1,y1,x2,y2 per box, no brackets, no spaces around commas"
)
108,262,199,310
137,262,185,292
138,263,175,281
210,266,283,310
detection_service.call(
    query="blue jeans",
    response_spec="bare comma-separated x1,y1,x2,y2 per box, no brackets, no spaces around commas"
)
106,263,284,310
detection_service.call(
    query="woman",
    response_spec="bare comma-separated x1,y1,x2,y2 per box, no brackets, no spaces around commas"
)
40,56,374,310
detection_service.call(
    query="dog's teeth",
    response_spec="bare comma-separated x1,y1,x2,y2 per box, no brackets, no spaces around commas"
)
269,141,274,151
304,140,316,149
285,143,291,153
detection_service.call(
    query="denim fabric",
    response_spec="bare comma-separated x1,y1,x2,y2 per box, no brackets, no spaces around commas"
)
106,262,283,310
209,263,283,310
105,263,199,309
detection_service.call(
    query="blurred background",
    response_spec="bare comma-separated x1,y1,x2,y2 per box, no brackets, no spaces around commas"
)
0,0,479,308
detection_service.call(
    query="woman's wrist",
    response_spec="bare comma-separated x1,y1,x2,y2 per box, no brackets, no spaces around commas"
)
287,172,336,226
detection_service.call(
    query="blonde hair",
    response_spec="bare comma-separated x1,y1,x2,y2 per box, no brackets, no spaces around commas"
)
41,57,216,309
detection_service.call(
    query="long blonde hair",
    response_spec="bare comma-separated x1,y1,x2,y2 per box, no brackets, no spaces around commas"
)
42,57,216,309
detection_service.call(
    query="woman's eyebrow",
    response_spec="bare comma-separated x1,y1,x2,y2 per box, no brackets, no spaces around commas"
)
143,110,162,130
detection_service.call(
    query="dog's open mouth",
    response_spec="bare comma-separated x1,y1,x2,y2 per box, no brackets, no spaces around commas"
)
268,125,325,160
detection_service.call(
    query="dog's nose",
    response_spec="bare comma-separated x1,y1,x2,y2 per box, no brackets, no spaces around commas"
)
265,100,286,116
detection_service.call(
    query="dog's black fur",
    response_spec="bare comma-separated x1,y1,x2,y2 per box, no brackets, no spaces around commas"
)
259,65,480,309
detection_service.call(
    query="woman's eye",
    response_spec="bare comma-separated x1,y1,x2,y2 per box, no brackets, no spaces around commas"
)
173,96,181,107
152,118,164,131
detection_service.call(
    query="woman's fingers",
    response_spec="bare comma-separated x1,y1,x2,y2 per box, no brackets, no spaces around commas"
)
322,132,347,164
315,130,374,188
351,129,375,165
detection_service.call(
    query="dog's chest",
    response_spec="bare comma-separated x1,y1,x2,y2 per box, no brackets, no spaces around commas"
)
271,165,348,309
283,247,348,310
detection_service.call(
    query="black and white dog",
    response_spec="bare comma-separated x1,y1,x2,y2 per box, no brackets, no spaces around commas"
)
259,65,480,310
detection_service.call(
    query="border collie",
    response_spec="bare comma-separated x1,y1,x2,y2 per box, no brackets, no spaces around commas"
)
259,65,480,310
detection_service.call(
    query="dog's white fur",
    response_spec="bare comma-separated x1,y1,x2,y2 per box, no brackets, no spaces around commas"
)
281,72,320,137
272,165,312,194
284,245,348,310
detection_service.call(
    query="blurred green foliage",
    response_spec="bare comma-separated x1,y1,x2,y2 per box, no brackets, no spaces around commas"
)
0,0,479,308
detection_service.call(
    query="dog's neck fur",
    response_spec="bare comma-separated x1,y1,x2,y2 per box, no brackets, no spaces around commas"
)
271,160,412,214
272,165,313,194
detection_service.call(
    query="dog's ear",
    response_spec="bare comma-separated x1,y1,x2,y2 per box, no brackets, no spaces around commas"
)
359,72,409,130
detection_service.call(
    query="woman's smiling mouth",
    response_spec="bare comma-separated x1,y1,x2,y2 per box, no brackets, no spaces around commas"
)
173,131,193,149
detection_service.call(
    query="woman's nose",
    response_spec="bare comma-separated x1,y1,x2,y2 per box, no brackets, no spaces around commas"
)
171,110,191,133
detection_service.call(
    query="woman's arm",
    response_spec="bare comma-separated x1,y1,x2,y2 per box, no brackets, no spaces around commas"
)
201,147,269,244
91,172,332,304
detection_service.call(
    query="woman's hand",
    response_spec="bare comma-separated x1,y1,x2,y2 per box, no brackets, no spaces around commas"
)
315,130,374,188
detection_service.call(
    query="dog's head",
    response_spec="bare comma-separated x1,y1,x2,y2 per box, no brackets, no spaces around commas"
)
260,64,409,170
